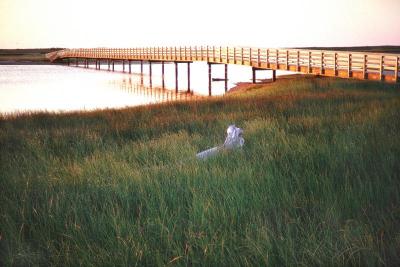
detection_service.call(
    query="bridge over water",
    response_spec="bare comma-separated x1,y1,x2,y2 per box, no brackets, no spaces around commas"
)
47,47,400,95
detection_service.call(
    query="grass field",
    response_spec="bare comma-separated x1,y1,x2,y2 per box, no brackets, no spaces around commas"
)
1,77,400,266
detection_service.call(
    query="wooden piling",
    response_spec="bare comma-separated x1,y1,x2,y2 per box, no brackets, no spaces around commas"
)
162,61,165,89
175,62,178,93
208,63,212,96
348,54,351,78
272,69,276,82
149,61,152,88
187,62,191,93
224,64,228,92
320,52,324,74
334,53,337,75
140,60,143,85
252,67,256,83
363,55,367,79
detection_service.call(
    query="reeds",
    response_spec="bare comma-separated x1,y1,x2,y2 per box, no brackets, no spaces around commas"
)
1,77,399,266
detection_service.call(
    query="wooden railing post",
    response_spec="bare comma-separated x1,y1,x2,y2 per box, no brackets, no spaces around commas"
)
213,46,216,62
266,49,269,68
219,46,222,62
174,47,177,61
258,48,261,67
308,51,311,73
395,56,399,82
380,55,384,81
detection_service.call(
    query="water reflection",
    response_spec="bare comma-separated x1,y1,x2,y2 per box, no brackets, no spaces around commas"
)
115,77,201,103
0,63,292,114
0,65,201,114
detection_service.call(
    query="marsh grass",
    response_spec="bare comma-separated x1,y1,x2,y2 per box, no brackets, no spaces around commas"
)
1,77,400,266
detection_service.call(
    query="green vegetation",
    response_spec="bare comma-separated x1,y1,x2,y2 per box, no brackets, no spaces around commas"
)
1,77,400,266
0,48,62,64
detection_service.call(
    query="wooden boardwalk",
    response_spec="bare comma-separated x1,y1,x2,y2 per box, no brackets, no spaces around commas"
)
47,47,399,95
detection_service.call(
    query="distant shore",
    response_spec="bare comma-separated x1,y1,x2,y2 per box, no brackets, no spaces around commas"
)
0,48,62,65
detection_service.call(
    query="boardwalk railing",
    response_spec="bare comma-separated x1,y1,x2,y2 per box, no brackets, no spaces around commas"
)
47,46,400,82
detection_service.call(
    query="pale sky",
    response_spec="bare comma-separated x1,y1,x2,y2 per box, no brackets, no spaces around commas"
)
1,0,399,49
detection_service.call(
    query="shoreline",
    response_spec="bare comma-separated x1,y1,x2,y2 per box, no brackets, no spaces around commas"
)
0,61,53,65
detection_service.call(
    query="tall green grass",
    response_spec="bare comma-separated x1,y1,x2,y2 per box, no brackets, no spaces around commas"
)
1,77,400,266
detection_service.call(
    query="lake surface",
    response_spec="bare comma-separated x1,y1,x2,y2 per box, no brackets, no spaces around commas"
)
0,63,289,114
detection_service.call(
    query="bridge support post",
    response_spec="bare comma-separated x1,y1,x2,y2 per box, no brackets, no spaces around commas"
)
98,60,101,70
140,60,143,85
187,62,191,93
122,60,125,72
112,60,115,72
75,58,78,67
175,62,179,93
162,61,165,89
224,64,228,92
208,63,212,96
108,60,110,71
128,60,131,73
252,67,256,83
149,61,152,88
272,69,276,82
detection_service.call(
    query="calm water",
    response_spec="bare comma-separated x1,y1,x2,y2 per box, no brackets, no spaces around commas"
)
0,63,289,114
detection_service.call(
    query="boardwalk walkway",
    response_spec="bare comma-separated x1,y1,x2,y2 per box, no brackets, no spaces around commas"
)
47,47,399,95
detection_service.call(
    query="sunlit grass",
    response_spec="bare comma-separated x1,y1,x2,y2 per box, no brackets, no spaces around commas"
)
1,77,399,266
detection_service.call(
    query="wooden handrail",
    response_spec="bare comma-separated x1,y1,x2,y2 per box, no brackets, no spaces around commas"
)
47,46,400,83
